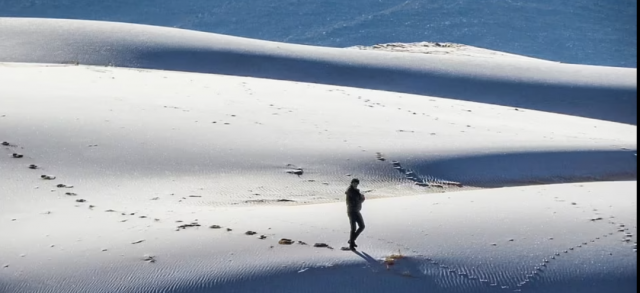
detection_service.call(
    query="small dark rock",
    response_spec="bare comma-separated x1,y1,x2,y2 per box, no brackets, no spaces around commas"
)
177,222,201,230
279,238,294,245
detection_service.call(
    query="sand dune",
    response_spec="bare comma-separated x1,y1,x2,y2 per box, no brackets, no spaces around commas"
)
0,181,636,293
0,63,635,209
0,18,636,124
0,18,637,293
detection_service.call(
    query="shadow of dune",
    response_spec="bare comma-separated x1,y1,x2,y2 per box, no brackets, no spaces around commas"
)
0,18,636,125
136,49,637,125
149,260,636,293
378,149,637,188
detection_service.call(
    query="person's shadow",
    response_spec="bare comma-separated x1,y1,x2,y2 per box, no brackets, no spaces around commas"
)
352,250,380,266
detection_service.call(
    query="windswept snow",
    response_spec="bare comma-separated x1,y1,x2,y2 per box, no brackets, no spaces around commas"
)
0,18,636,293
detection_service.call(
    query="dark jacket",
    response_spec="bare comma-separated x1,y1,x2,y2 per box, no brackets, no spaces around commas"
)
346,186,365,212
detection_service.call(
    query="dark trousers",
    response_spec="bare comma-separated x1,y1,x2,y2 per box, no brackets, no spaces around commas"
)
348,211,365,243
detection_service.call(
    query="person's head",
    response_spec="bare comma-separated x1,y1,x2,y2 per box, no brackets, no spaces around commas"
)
350,178,360,188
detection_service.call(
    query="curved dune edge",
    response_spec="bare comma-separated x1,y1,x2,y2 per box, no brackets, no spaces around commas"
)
0,17,637,124
0,181,636,293
0,63,635,210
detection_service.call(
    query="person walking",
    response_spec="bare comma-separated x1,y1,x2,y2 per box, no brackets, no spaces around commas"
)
346,178,365,250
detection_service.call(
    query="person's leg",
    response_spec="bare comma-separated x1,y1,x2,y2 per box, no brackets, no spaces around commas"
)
353,212,365,241
348,212,357,246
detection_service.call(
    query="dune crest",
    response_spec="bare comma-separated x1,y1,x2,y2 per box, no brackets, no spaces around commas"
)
0,18,636,124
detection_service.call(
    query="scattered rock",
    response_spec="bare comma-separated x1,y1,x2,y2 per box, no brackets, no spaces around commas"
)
209,225,222,229
226,228,232,232
259,235,267,240
276,199,295,202
57,184,74,188
11,153,23,158
28,164,38,169
188,195,202,198
245,231,257,235
177,222,201,230
286,168,304,176
75,199,86,203
142,254,156,263
298,241,307,245
313,243,329,248
279,238,294,245
41,175,56,180
65,192,77,196
105,209,116,212
1,141,10,146
131,240,145,244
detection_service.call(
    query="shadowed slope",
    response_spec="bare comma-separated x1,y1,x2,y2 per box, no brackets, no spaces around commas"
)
0,18,636,124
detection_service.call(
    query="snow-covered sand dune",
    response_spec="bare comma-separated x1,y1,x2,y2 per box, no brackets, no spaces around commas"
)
0,18,636,125
0,63,635,206
1,181,636,293
0,18,637,293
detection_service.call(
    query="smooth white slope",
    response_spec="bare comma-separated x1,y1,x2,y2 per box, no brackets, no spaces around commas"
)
0,181,636,293
0,63,635,213
0,18,636,124
0,63,636,293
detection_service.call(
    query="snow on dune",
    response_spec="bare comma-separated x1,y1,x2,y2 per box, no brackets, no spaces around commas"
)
348,42,558,62
0,17,636,125
0,18,637,293
0,180,636,293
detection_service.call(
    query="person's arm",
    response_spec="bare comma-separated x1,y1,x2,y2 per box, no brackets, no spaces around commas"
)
360,191,365,202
